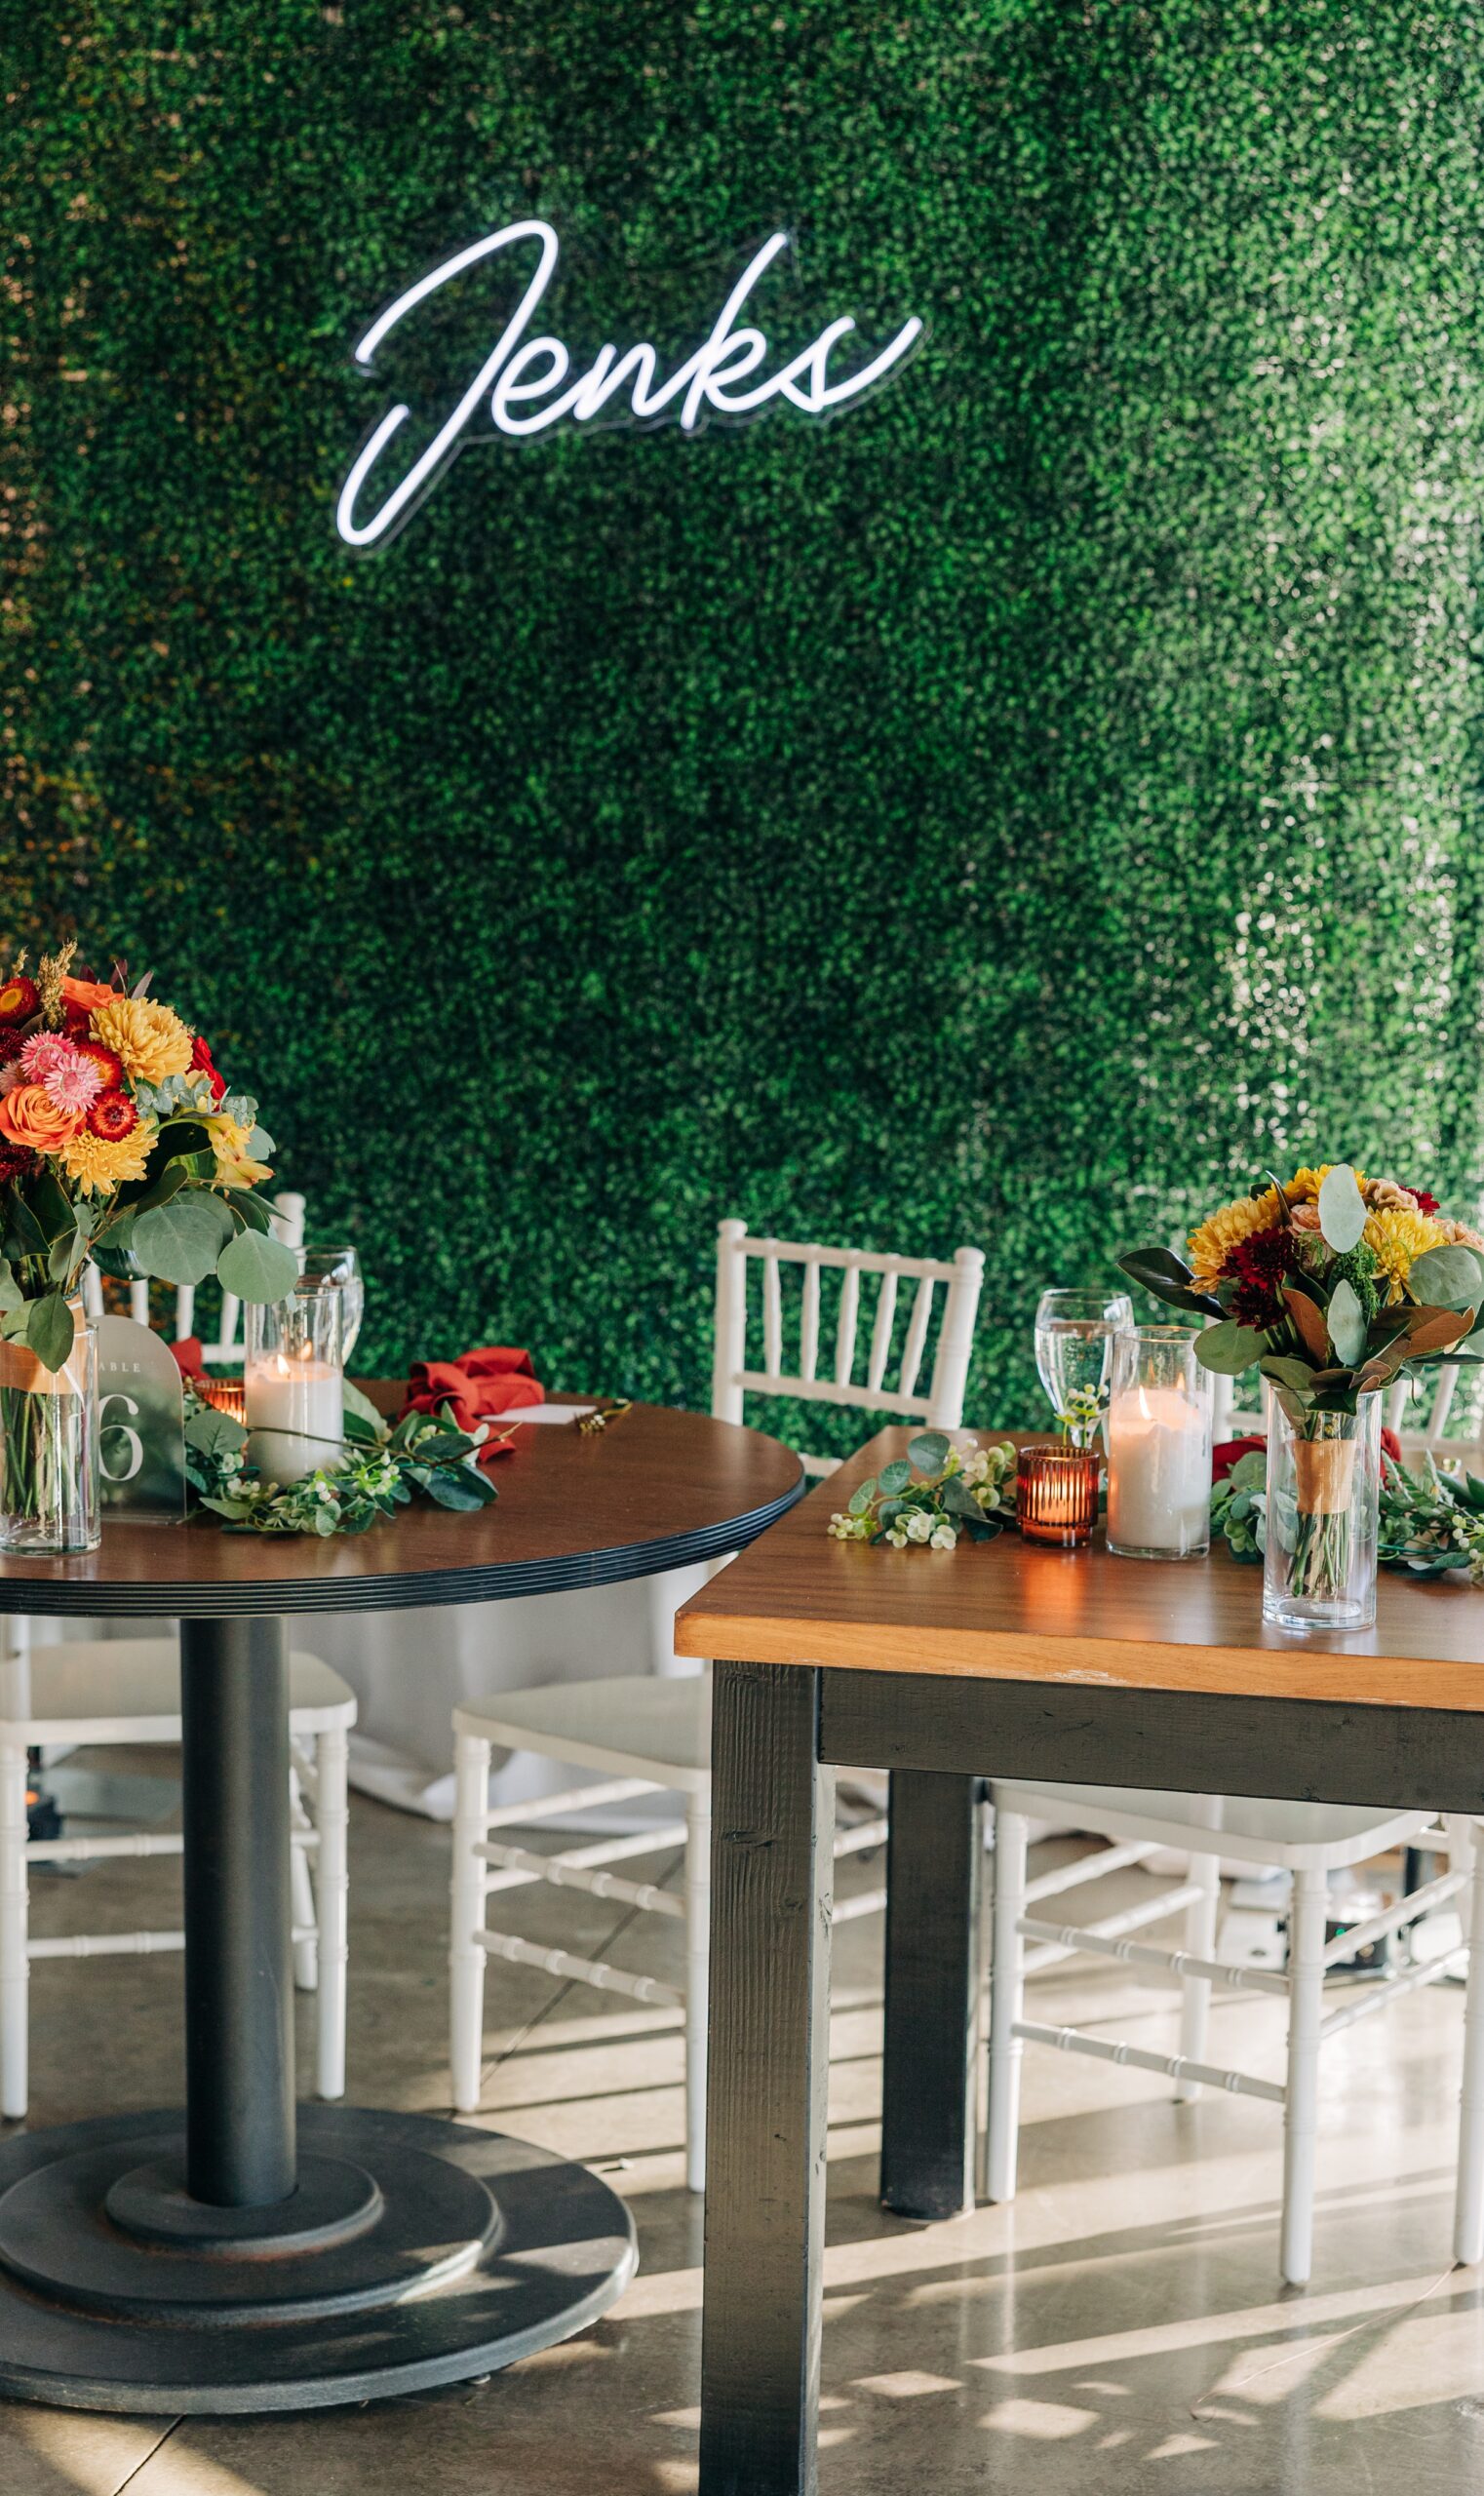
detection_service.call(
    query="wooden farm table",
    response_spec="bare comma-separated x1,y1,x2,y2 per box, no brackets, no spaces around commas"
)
674,1424,1484,2496
0,1396,802,2417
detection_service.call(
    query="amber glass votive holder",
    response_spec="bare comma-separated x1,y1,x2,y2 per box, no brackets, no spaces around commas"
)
1017,1443,1102,1547
197,1377,247,1424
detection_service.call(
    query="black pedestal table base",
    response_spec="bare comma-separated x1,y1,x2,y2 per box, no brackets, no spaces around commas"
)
0,2105,635,2410
0,1612,635,2413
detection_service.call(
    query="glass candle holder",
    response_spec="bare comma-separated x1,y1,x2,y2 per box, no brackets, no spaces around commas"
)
1017,1443,1102,1547
1107,1327,1212,1559
244,1281,344,1487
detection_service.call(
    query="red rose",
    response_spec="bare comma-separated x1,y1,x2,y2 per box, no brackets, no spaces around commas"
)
1213,1435,1266,1483
190,1034,227,1103
88,1089,138,1142
0,975,39,1031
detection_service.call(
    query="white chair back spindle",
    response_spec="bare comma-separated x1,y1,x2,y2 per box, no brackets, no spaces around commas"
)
711,1221,984,1476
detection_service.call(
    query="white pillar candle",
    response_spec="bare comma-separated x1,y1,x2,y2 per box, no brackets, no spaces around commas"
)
1107,1384,1210,1557
245,1351,343,1487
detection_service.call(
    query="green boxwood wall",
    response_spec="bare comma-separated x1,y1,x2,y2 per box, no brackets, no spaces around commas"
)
6,0,1484,1435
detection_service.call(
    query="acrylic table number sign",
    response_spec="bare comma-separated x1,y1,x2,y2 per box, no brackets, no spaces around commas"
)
95,1317,188,1519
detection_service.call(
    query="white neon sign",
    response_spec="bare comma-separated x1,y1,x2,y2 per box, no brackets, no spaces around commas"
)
335,222,923,549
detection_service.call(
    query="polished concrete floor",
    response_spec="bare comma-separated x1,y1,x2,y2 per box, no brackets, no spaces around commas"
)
5,1758,1484,2494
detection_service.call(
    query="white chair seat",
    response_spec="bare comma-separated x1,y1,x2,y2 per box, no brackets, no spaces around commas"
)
455,1673,711,1794
990,1780,1432,1871
3,1638,355,1745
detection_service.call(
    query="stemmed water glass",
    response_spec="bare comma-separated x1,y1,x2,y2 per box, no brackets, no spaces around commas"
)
1034,1288,1135,1441
297,1245,365,1366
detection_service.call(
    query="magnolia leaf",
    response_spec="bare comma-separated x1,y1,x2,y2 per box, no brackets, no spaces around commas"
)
28,1166,75,1244
907,1429,951,1474
25,1291,75,1373
1194,1319,1269,1375
1406,1245,1484,1313
1327,1276,1367,1367
1317,1163,1367,1254
1402,1306,1475,1360
134,1189,236,1286
1282,1287,1331,1364
1116,1246,1224,1316
215,1227,298,1304
0,1262,20,1314
1,1191,48,1262
1260,1354,1317,1398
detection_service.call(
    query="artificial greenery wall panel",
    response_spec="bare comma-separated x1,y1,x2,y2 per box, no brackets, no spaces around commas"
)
5,1,1484,1430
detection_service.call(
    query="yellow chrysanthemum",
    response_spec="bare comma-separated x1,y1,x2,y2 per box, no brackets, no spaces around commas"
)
1285,1164,1368,1205
200,1111,272,1191
1362,1207,1446,1304
1188,1188,1281,1289
55,1119,157,1197
91,996,193,1084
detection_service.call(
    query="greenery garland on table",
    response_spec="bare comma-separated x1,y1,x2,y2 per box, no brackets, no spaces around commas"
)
827,1431,1019,1550
182,1383,497,1536
1212,1446,1484,1584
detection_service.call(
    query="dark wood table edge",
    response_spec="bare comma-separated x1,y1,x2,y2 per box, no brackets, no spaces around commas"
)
0,1482,805,1618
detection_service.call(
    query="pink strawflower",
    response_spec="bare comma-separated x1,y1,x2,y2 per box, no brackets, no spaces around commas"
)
18,1033,104,1114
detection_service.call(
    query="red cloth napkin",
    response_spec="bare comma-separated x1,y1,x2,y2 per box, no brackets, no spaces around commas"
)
171,1337,207,1380
402,1346,543,1456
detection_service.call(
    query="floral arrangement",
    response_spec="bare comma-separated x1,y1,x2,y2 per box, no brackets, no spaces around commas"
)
827,1429,1019,1548
1212,1441,1484,1585
0,941,296,1369
183,1383,497,1535
1120,1162,1484,1610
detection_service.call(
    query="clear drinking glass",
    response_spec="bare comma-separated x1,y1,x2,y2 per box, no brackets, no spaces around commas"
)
1106,1326,1213,1559
1264,1399,1381,1632
297,1245,364,1364
0,1303,100,1555
244,1279,345,1487
1034,1289,1135,1429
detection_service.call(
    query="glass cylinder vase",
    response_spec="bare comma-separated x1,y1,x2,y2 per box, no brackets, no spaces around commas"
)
0,1301,100,1555
1106,1326,1213,1559
244,1280,345,1488
1263,1399,1381,1633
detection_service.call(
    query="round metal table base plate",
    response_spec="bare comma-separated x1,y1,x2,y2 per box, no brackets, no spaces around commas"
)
0,2105,637,2414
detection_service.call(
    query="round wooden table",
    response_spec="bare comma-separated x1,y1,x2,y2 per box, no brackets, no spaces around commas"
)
0,1399,802,2415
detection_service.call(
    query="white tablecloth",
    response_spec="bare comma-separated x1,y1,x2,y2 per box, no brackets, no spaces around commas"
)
29,1564,713,1823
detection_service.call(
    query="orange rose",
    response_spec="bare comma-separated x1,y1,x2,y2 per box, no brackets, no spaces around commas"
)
61,975,122,1013
0,1084,83,1153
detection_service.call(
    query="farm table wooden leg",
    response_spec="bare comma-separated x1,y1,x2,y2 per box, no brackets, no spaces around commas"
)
699,1660,834,2496
881,1770,982,2219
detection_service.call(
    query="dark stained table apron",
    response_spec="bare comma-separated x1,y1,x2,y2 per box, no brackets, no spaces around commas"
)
0,1397,802,2415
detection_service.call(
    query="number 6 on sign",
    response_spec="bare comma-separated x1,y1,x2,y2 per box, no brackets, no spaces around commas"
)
95,1318,188,1518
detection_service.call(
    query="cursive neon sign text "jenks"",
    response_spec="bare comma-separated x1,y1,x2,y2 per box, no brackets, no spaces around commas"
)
335,221,923,548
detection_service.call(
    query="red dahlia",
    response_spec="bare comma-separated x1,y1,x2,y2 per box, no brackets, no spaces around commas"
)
189,1034,227,1103
0,1141,34,1185
88,1089,138,1142
74,1037,124,1089
0,1031,24,1070
1229,1226,1291,1328
0,974,39,1030
1413,1190,1440,1216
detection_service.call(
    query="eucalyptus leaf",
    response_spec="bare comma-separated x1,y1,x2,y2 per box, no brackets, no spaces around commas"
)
184,1403,248,1457
879,1458,912,1495
1406,1245,1484,1314
25,1291,74,1372
1317,1163,1367,1253
1194,1319,1269,1376
847,1478,878,1516
942,1477,982,1518
907,1429,951,1473
215,1227,298,1304
1327,1276,1367,1367
134,1189,236,1286
424,1468,495,1511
